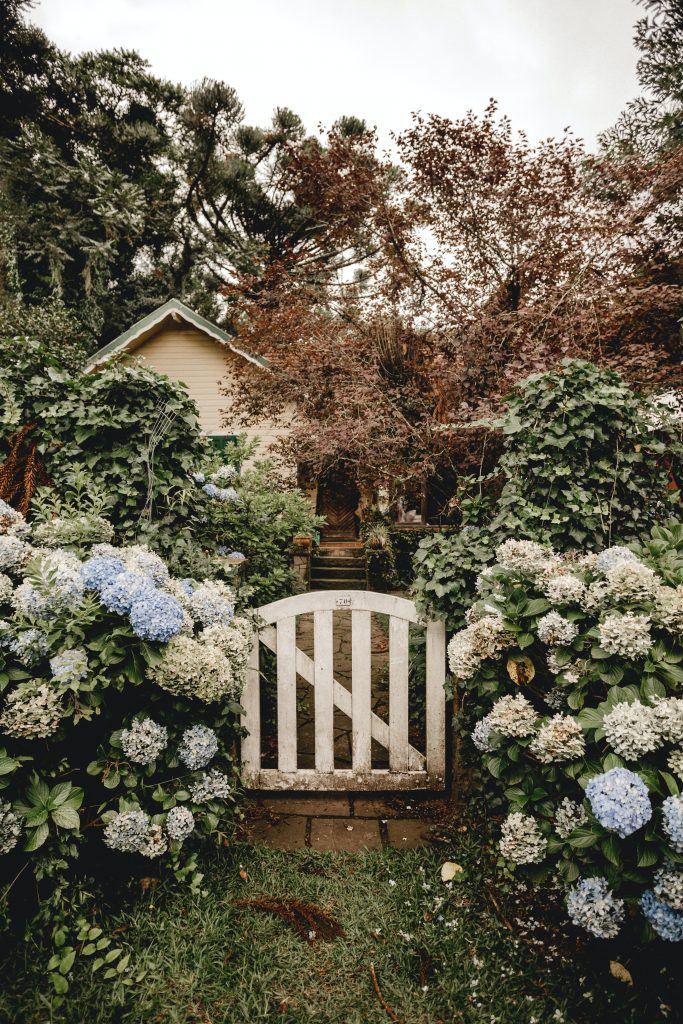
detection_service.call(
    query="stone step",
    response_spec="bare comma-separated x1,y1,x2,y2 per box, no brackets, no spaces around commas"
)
316,548,365,561
311,564,367,579
310,577,368,590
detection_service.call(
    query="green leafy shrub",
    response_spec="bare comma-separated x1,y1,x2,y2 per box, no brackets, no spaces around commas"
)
447,524,683,941
189,439,324,606
0,498,253,996
414,360,683,629
0,339,207,551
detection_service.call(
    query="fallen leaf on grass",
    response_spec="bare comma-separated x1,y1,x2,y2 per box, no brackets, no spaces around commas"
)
441,862,465,882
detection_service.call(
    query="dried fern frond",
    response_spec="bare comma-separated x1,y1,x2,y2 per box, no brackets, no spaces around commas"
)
233,896,344,942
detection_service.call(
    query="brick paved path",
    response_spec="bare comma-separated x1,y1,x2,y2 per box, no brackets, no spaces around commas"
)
245,794,447,851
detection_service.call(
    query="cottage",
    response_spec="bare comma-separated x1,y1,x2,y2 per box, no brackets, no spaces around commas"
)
84,298,288,467
85,300,444,573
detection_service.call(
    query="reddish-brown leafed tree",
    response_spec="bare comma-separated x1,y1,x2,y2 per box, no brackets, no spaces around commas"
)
221,102,683,495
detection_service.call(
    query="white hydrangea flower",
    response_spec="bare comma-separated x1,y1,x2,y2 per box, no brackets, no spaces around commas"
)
542,574,587,605
103,809,150,853
537,611,578,647
544,686,569,711
595,547,640,574
188,580,235,626
119,544,169,586
447,615,513,681
49,648,88,684
653,865,683,912
200,617,254,686
499,813,547,864
178,725,218,770
653,586,683,634
0,682,62,739
120,718,168,765
0,573,13,605
582,580,611,612
529,715,586,763
12,550,84,618
651,696,683,744
668,747,683,782
165,806,195,841
0,535,29,572
598,613,653,658
190,769,231,803
602,701,661,760
603,561,660,603
488,693,537,738
553,797,588,839
139,823,168,859
149,635,237,703
0,798,22,854
471,715,494,752
496,539,554,576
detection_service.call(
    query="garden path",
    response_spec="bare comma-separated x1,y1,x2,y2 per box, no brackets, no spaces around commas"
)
248,605,448,850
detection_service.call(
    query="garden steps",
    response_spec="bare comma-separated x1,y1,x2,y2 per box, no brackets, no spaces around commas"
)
310,544,367,590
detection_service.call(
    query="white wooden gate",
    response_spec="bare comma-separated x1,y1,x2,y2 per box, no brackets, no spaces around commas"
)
241,590,446,791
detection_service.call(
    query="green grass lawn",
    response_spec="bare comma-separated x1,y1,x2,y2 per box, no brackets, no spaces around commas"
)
2,822,675,1024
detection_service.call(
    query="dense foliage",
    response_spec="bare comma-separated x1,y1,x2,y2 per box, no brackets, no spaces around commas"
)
187,439,324,605
413,361,683,630
0,498,254,997
448,527,683,941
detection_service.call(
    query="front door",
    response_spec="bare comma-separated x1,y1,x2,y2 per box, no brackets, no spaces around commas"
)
316,473,360,542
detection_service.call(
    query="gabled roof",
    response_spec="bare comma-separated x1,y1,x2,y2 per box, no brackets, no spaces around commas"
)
84,298,268,371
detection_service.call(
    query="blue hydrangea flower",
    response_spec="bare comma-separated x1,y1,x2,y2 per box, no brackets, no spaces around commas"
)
50,648,88,684
641,890,683,941
595,546,640,574
9,628,49,664
663,795,683,852
100,571,155,615
129,590,184,642
202,483,219,498
178,725,219,770
585,767,652,837
228,551,245,560
81,555,125,591
180,578,195,597
216,487,238,503
567,877,624,938
192,471,206,484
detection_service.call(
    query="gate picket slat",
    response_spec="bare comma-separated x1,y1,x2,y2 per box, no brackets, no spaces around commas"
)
314,609,334,773
241,589,447,793
389,616,410,771
351,609,372,772
240,636,261,785
425,619,446,785
277,617,297,772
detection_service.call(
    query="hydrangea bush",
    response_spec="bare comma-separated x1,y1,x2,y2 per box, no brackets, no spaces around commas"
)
448,526,683,942
0,499,255,990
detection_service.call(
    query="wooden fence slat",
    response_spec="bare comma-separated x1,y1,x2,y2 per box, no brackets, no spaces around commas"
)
240,637,261,785
277,617,297,772
425,619,446,785
314,609,334,773
259,626,425,770
389,616,410,771
351,609,372,772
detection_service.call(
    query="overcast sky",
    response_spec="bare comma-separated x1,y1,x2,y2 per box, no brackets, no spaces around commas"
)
32,0,641,150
